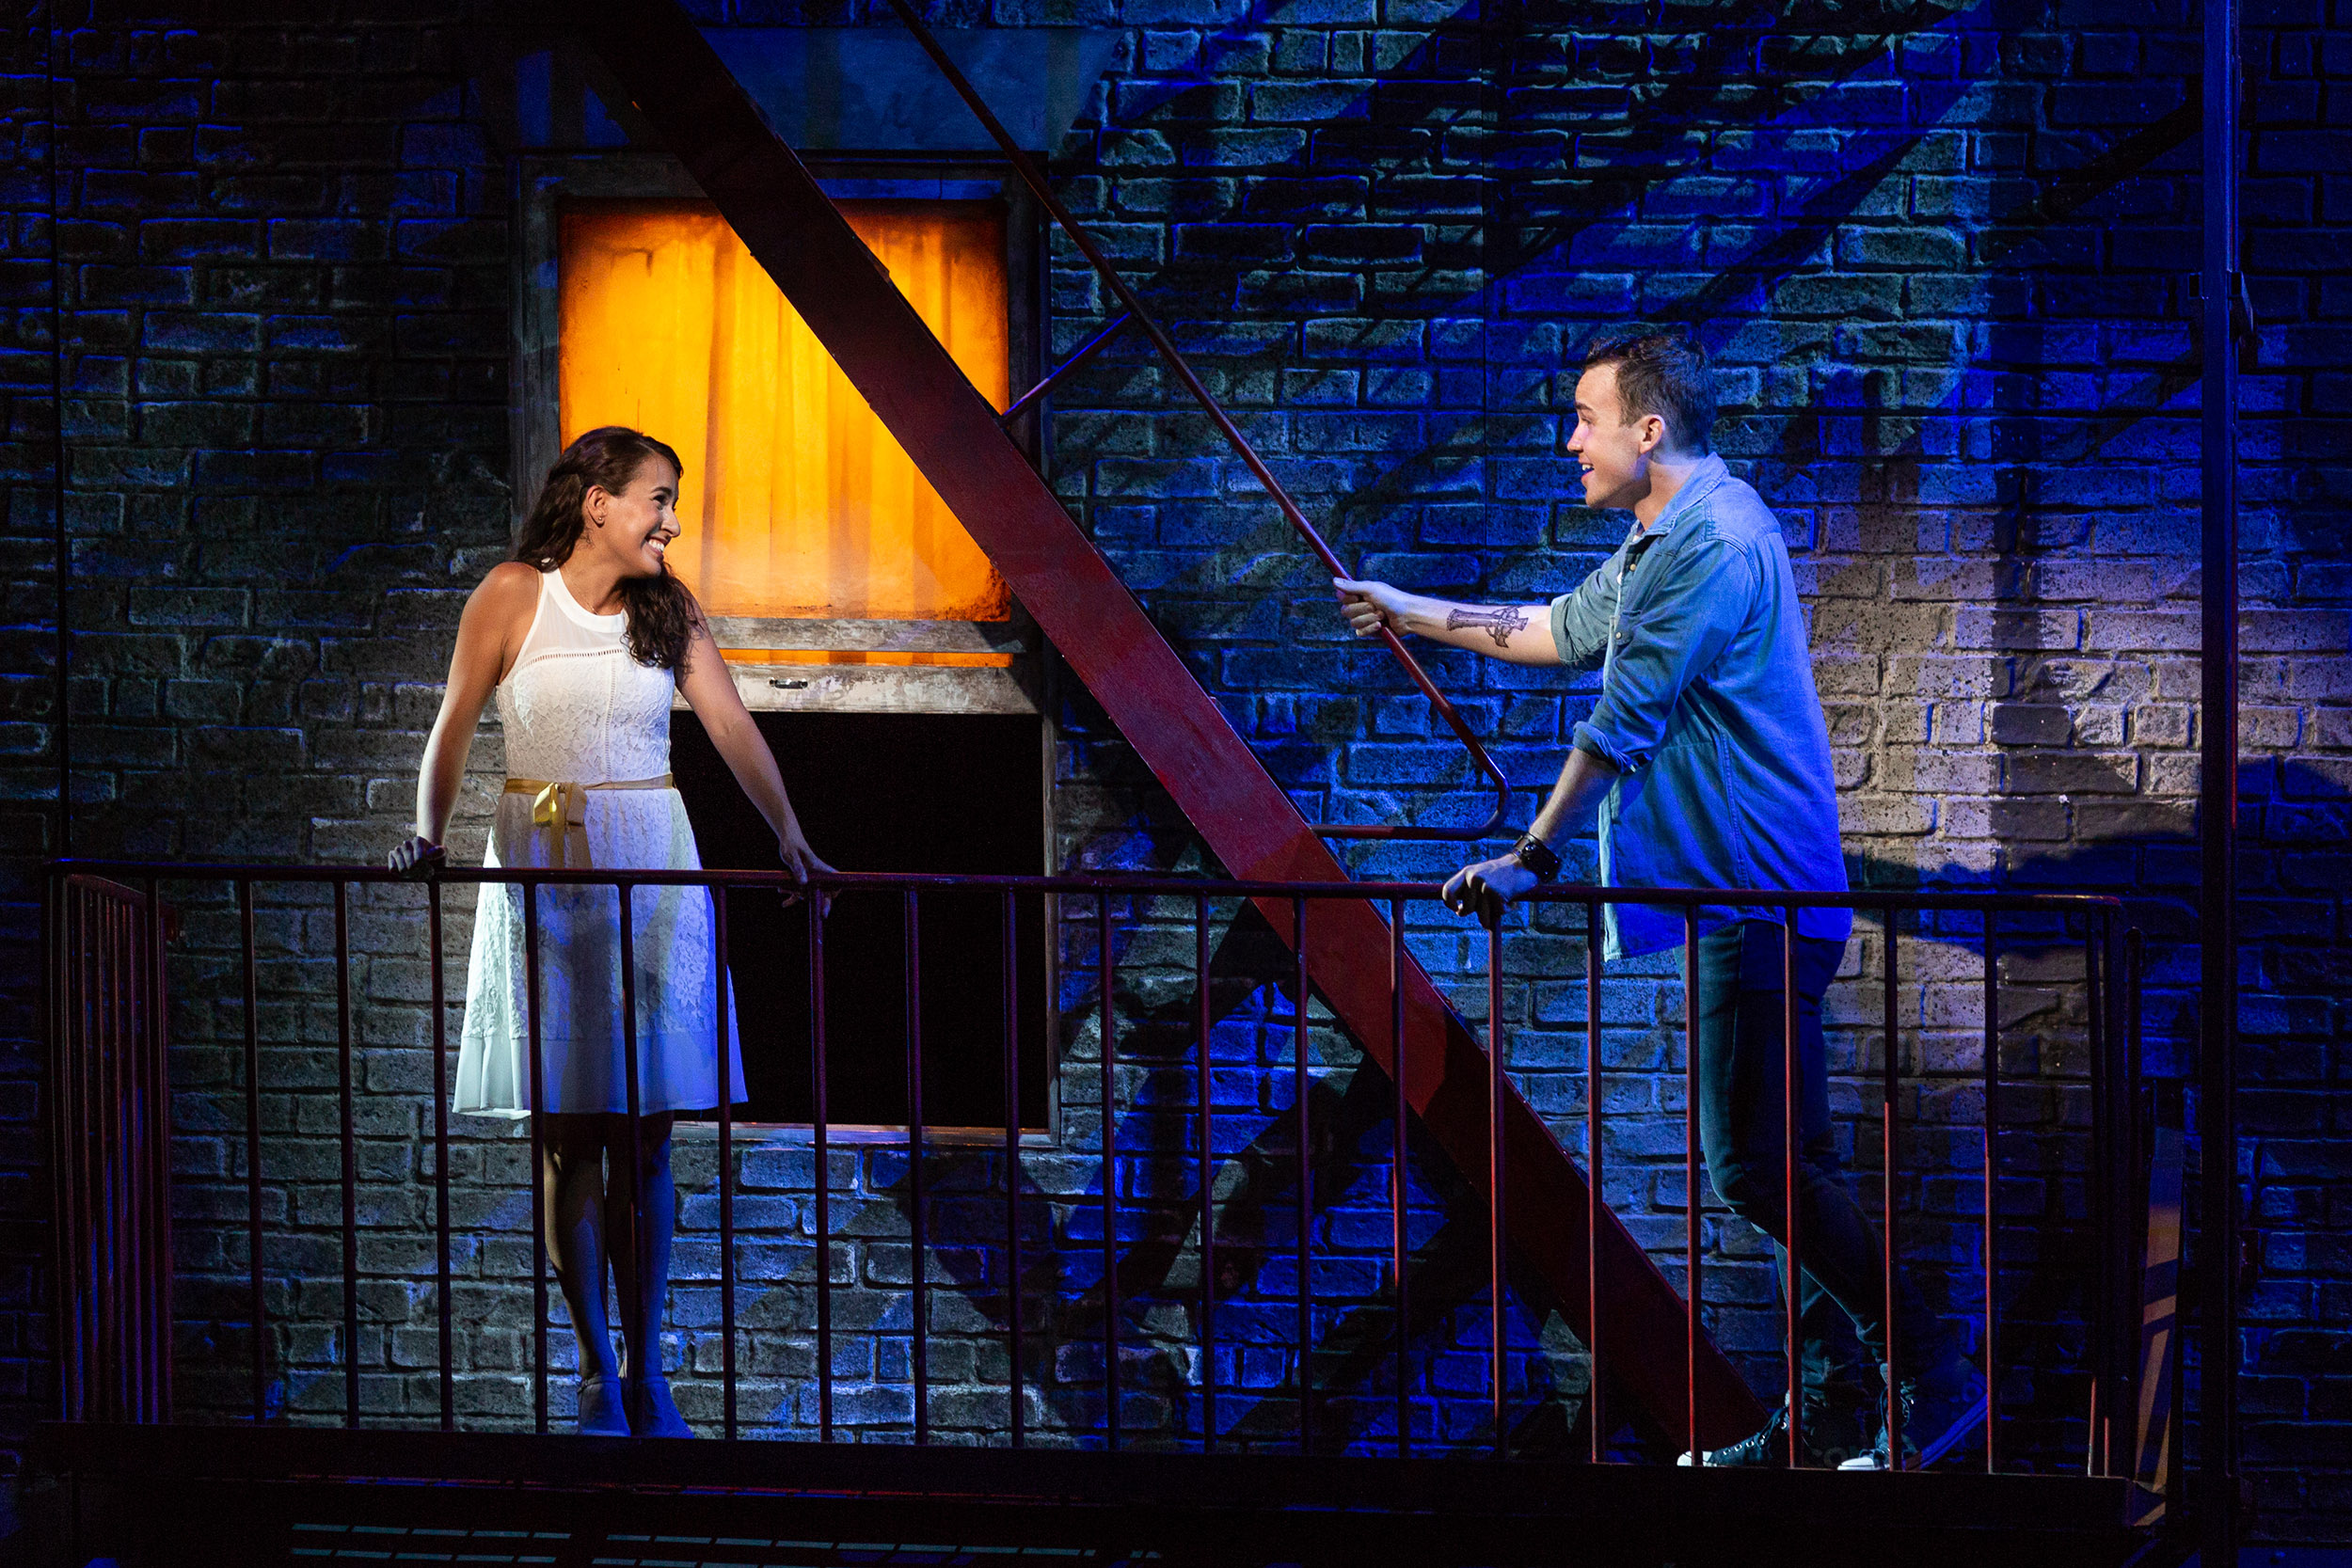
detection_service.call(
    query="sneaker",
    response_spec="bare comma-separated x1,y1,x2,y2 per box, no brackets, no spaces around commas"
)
1678,1400,1850,1468
576,1373,629,1437
1837,1358,1987,1471
628,1372,695,1439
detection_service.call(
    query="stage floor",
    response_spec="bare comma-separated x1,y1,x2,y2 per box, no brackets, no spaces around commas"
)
25,1420,2156,1568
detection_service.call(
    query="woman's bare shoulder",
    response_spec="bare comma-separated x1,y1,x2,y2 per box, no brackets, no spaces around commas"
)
469,561,543,615
478,559,543,594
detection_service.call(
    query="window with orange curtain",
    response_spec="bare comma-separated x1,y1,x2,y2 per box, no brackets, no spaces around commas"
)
557,200,1012,627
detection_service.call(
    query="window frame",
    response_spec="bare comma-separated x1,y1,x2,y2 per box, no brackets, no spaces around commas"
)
514,151,1049,700
512,151,1063,1147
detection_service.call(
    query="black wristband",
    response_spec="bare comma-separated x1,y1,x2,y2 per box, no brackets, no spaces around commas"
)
1511,833,1562,883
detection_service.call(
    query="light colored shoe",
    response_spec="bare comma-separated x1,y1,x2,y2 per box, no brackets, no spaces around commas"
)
629,1373,694,1439
577,1373,629,1437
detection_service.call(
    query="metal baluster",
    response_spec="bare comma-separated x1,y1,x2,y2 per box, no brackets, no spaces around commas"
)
119,896,137,1418
1003,887,1025,1447
626,883,663,1438
76,882,93,1419
1390,895,1408,1459
151,879,174,1422
1783,911,1803,1466
118,884,137,1421
811,893,834,1441
42,874,68,1420
2085,911,2107,1476
1099,892,1120,1450
64,880,81,1421
1883,907,1903,1470
82,884,99,1419
1684,908,1701,1462
1585,899,1604,1463
336,879,358,1428
1196,895,1215,1451
2110,913,2136,1479
907,888,929,1445
430,878,452,1432
620,882,645,1433
103,895,122,1419
1982,910,2000,1473
1487,910,1505,1457
716,888,737,1441
118,896,135,1418
68,880,90,1421
1293,895,1311,1453
146,877,169,1422
240,879,264,1423
525,881,548,1436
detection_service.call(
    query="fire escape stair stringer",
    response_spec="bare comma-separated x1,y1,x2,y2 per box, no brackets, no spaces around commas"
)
576,0,1767,1451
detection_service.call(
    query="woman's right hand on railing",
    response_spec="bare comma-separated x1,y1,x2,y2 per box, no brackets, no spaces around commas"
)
389,836,446,876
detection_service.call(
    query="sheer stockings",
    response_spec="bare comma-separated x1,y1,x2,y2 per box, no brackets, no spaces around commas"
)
541,1112,675,1398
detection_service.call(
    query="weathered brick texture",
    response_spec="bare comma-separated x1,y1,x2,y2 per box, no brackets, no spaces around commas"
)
1,0,2344,1543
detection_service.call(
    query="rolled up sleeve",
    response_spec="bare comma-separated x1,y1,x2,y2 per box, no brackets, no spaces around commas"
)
1570,530,1756,773
1549,558,1621,672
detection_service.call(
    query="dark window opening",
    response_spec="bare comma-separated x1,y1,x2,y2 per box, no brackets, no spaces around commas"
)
671,710,1051,1132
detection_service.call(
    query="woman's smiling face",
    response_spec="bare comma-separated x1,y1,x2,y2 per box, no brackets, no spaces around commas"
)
584,455,681,578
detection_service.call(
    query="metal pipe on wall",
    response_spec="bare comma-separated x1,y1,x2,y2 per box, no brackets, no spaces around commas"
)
45,4,70,859
2198,0,2242,1551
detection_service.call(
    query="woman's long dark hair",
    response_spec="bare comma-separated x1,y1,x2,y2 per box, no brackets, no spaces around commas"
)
513,426,701,673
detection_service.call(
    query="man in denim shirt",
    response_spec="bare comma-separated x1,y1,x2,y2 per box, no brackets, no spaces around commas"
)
1337,333,1974,1469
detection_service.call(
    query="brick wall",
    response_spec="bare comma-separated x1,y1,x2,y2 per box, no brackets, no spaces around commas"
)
1,0,2344,1541
2,0,523,1434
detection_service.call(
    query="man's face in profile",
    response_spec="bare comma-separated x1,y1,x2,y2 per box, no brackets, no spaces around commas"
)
1565,361,1665,513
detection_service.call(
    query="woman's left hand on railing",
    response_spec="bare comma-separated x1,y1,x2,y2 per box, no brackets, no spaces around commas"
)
777,829,836,915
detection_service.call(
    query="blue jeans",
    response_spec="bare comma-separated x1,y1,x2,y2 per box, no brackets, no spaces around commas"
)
1691,921,1934,1402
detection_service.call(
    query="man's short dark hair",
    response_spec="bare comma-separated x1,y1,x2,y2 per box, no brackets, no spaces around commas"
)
1579,331,1715,455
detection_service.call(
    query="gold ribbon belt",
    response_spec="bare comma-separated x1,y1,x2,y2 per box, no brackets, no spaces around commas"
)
502,775,674,868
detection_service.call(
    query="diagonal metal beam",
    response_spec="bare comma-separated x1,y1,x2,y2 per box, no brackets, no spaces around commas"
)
575,0,1764,1449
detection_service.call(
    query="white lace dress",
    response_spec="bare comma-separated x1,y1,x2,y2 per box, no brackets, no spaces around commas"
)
453,567,745,1117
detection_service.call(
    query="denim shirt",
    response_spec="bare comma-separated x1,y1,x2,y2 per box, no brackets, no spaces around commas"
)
1548,454,1851,960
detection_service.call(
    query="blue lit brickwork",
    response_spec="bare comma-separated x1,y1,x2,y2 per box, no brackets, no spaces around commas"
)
0,0,2343,1538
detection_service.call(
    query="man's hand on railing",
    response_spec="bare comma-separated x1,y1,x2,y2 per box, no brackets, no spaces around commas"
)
1334,577,1414,640
1442,853,1537,928
1336,578,1565,672
389,837,446,878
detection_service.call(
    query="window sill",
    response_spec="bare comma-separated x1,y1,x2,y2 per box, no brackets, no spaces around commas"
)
673,1118,1057,1149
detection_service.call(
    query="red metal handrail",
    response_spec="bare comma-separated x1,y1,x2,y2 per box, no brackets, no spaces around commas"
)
879,0,1512,843
45,858,2130,911
48,854,2138,1475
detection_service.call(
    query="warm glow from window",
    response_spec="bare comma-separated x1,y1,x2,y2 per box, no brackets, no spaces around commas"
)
717,648,1014,668
559,200,1011,623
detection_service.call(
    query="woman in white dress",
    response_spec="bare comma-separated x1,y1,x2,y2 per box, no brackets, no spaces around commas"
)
390,426,832,1437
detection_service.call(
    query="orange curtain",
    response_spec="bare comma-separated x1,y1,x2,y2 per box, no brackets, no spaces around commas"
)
558,200,1011,624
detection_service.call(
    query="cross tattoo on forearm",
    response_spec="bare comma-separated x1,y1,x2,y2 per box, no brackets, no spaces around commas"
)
1446,605,1529,650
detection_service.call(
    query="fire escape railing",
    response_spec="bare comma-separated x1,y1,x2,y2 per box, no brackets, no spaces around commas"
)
878,0,1511,843
49,856,2164,1482
46,873,173,1425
